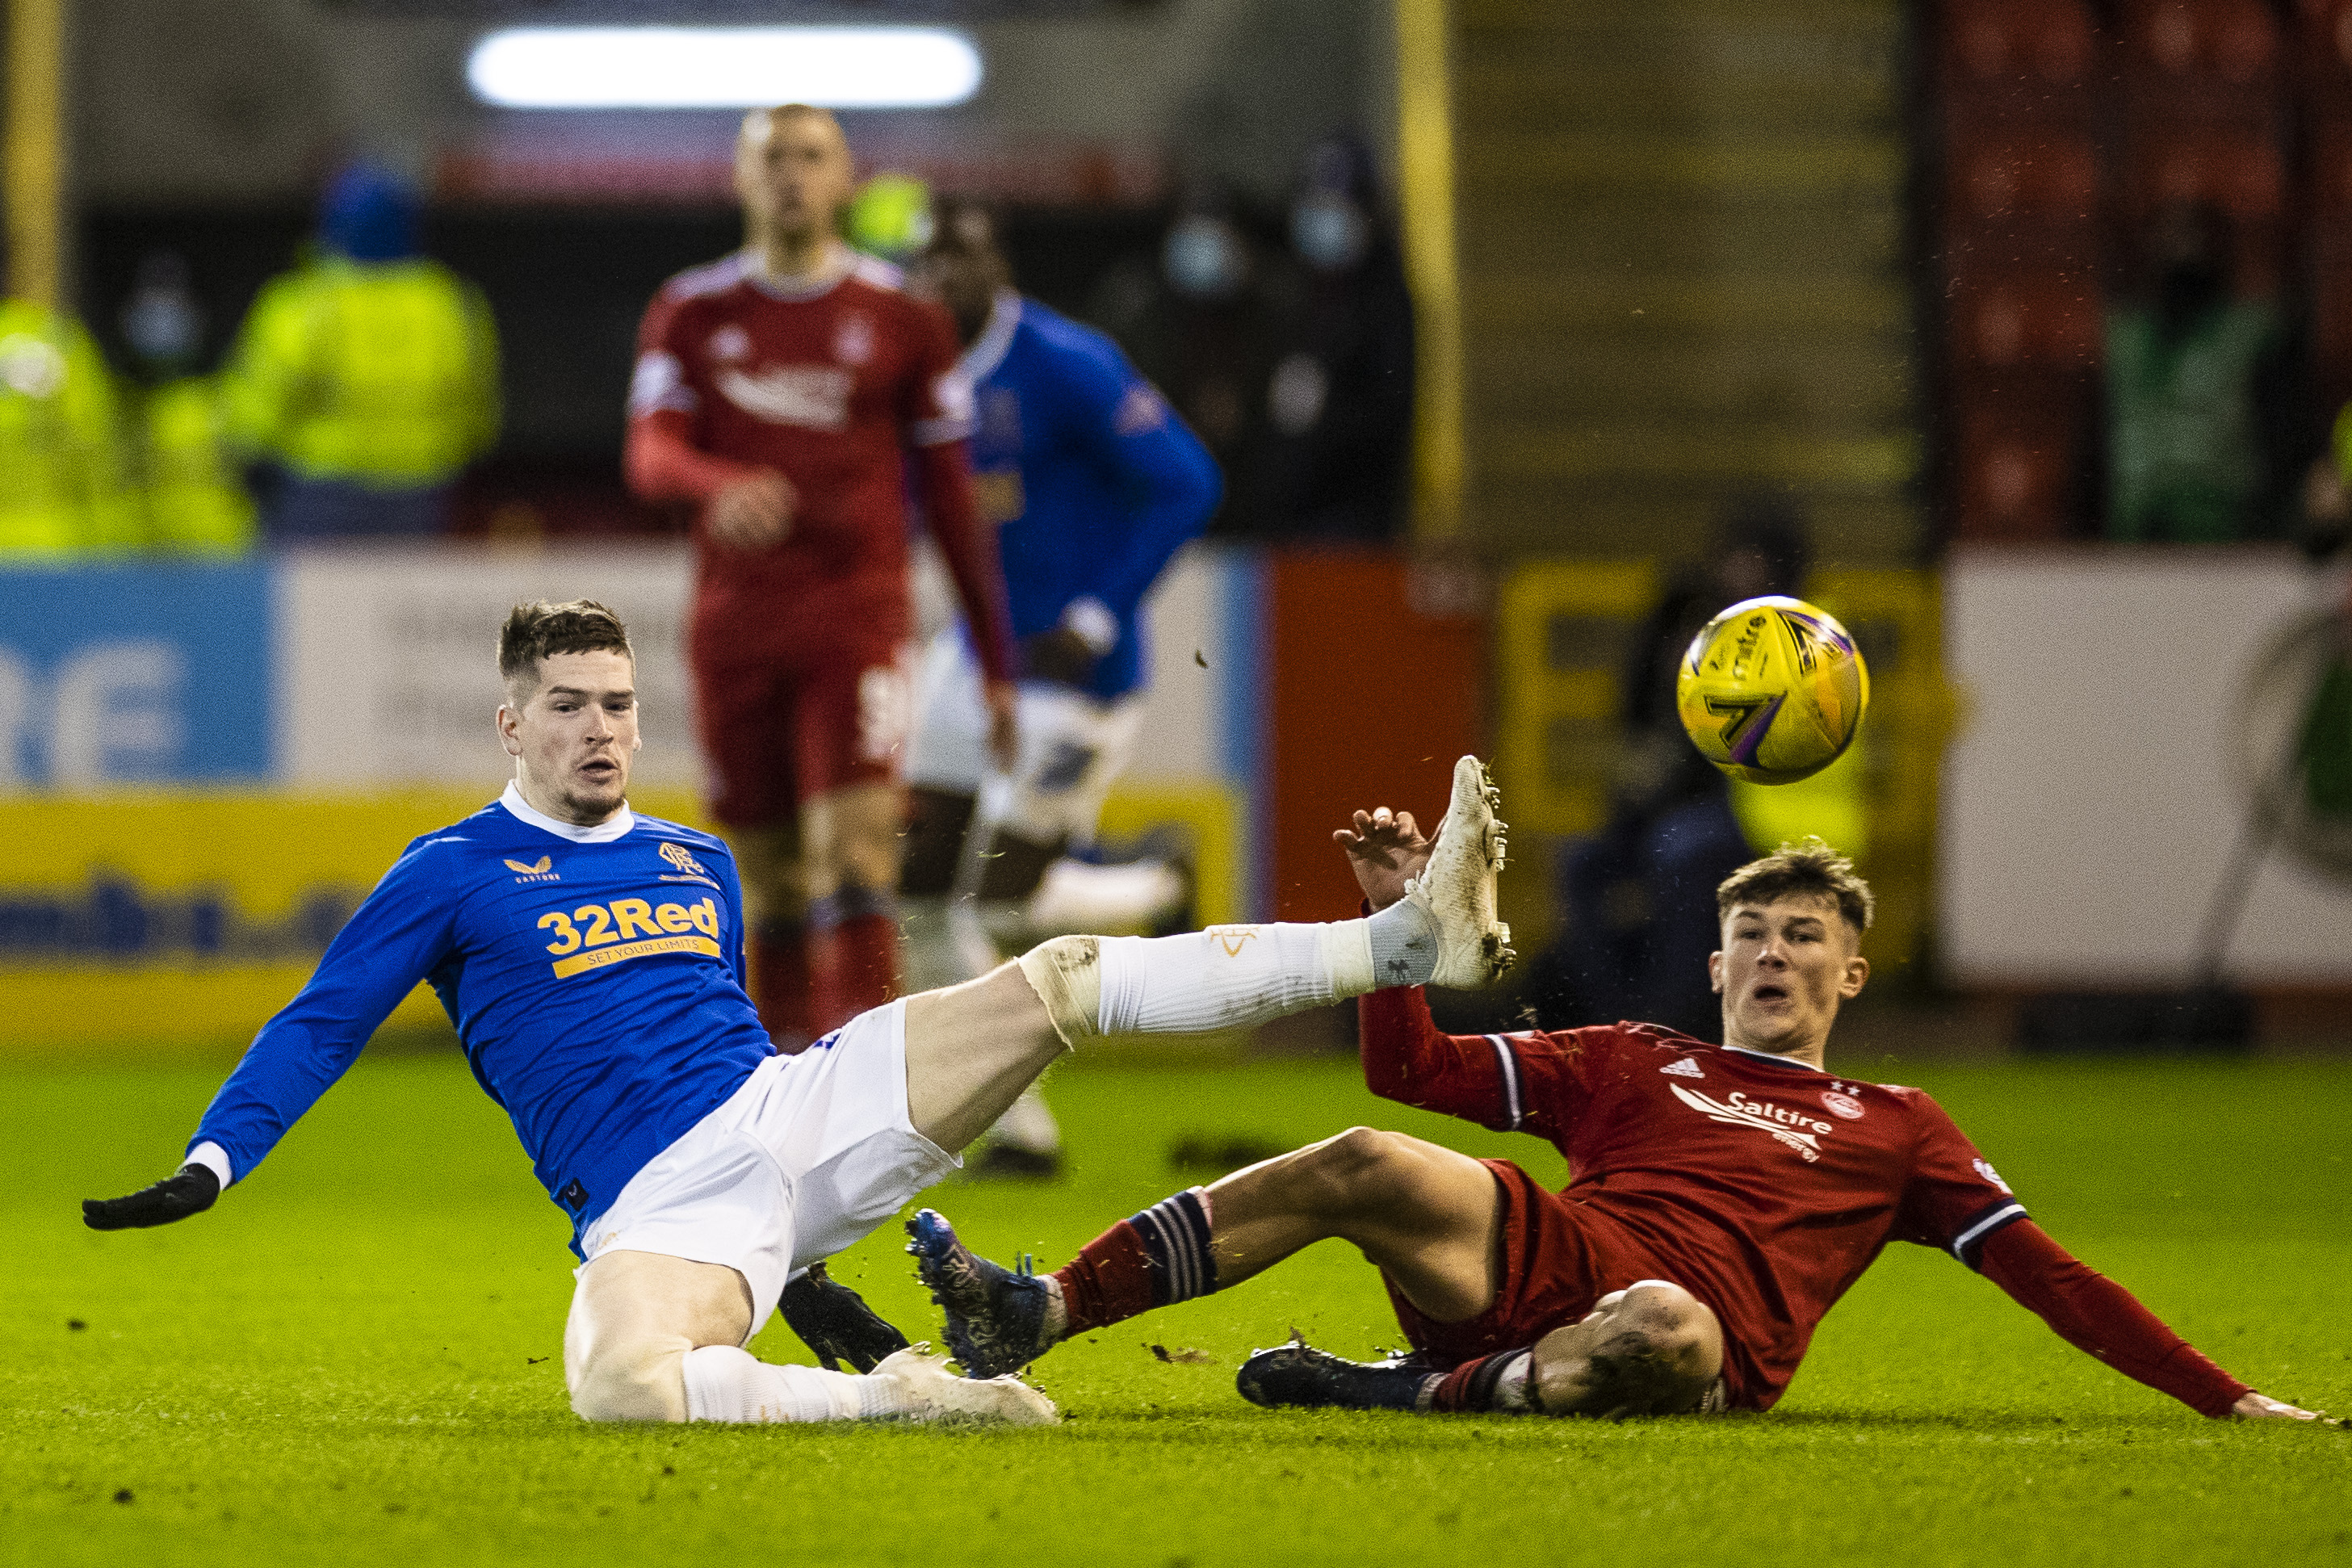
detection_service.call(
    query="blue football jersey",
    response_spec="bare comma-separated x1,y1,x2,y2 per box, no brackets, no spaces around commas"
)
961,294,1221,702
187,786,774,1253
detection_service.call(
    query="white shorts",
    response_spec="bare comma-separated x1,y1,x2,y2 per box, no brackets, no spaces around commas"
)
577,1000,959,1331
903,628,1146,849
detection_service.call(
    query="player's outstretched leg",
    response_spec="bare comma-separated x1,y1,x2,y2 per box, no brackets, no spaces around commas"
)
565,1248,1056,1427
1236,1283,1723,1419
899,756,1510,1156
910,1124,1505,1378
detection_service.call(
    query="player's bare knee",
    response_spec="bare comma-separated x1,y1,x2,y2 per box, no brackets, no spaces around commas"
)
1288,1126,1414,1216
570,1337,691,1423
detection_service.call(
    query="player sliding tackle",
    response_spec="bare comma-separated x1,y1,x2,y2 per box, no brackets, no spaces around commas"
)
81,600,1511,1429
912,810,2325,1423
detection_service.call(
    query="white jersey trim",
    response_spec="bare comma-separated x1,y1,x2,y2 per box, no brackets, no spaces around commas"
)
499,781,637,844
1485,1034,1524,1130
1949,1201,2028,1264
959,290,1023,384
186,1140,234,1189
665,251,751,302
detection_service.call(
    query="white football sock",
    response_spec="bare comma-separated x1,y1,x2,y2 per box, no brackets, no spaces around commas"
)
1493,1351,1535,1412
1093,919,1377,1037
681,1346,909,1423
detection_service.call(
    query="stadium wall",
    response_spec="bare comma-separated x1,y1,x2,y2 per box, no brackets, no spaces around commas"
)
1941,547,2352,987
0,543,1257,1050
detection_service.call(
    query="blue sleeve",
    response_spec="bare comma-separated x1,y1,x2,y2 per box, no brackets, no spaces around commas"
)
716,845,750,989
1057,346,1222,621
187,839,461,1183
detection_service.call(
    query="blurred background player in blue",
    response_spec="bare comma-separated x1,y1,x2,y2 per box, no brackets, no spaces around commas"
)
900,196,1223,1176
223,161,501,541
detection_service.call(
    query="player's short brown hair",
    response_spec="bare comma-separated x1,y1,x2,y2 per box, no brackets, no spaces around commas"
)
1716,837,1874,935
498,600,632,700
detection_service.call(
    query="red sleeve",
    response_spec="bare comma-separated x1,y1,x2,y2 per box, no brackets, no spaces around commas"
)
1356,985,1595,1138
915,437,1017,683
1977,1221,2250,1418
623,286,761,507
626,410,759,507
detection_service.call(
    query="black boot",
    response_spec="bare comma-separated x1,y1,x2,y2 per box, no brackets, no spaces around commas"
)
777,1262,911,1373
1236,1340,1442,1411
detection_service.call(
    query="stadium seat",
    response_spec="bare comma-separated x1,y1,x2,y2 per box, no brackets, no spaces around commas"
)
1948,136,2099,226
1947,277,2100,371
1949,380,2094,542
1944,0,2096,91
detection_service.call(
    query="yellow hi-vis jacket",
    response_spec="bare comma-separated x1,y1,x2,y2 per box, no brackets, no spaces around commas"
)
0,298,139,557
223,256,501,486
139,375,256,555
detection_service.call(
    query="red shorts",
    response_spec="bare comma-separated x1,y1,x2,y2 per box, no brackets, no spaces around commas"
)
1381,1159,1632,1369
689,607,913,830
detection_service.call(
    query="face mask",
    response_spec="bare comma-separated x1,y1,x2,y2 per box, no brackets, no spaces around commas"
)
123,287,203,372
1164,217,1244,300
1292,196,1368,271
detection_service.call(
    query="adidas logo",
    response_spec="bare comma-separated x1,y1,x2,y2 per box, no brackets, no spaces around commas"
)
1660,1057,1704,1079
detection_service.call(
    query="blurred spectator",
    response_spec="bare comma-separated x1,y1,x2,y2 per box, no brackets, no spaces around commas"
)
1243,134,1414,542
2104,203,2304,543
222,161,501,540
119,250,254,556
1524,494,1813,1039
0,266,136,557
1088,187,1274,503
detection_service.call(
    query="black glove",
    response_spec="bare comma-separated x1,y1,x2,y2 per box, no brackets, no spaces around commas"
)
83,1163,220,1231
777,1261,911,1373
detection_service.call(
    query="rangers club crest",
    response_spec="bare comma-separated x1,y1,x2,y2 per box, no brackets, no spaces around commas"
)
1822,1090,1864,1120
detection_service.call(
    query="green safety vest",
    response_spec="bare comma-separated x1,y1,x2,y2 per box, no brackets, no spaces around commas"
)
139,375,255,555
2105,300,2279,544
222,257,501,486
0,298,139,558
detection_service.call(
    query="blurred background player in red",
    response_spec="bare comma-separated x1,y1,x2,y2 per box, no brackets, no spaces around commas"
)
626,105,1018,1046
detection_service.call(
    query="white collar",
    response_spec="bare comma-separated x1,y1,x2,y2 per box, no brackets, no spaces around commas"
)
959,290,1022,383
740,241,853,302
500,781,636,844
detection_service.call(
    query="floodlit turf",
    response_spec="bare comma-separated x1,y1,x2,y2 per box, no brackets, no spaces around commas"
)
6,1048,2349,1567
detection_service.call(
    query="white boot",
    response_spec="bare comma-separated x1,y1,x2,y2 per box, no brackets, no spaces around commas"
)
1406,755,1514,988
872,1344,1060,1426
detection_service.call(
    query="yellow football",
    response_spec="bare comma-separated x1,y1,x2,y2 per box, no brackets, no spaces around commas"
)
1675,596,1869,785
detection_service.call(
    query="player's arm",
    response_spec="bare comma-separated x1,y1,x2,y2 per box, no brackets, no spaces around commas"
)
82,844,459,1230
1058,355,1222,648
623,291,793,548
1976,1221,2319,1420
1899,1103,2322,1421
1341,806,1581,1133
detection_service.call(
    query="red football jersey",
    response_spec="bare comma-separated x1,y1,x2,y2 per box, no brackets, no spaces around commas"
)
1360,988,2027,1408
629,250,993,653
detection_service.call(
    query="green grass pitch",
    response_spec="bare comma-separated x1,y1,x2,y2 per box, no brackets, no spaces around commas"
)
7,1049,2349,1567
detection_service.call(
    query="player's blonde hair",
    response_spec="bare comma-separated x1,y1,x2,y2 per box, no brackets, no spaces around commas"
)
1716,837,1874,935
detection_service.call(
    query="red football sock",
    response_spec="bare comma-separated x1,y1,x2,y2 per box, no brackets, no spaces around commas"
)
1430,1348,1531,1413
750,926,815,1053
1052,1220,1158,1335
812,912,899,1033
